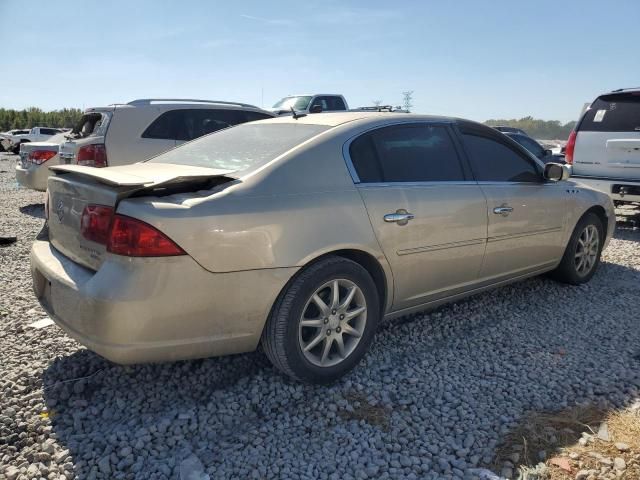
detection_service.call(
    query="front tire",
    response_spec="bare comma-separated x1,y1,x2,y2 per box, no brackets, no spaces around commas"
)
262,256,379,384
551,212,604,285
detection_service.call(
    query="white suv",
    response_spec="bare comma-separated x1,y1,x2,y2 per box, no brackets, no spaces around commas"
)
57,99,275,169
567,88,640,204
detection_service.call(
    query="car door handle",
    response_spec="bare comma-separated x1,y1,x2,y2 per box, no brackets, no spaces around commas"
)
384,210,414,225
493,205,514,216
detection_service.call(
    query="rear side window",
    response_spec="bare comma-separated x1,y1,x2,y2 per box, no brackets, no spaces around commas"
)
579,93,640,132
461,133,540,182
40,128,58,135
349,124,465,183
143,109,262,141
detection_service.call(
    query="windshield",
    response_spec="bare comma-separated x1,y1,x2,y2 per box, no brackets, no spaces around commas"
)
272,96,313,111
149,123,330,176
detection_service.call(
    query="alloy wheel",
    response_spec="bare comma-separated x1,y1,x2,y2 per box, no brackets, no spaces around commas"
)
298,279,367,367
575,224,599,276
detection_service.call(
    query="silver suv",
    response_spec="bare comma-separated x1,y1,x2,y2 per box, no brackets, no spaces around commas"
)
567,88,640,204
58,99,275,168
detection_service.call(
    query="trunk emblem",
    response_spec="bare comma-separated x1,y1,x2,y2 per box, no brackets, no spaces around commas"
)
55,199,65,222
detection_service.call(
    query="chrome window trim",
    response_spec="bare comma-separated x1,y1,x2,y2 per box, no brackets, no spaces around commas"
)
342,119,456,185
356,181,477,188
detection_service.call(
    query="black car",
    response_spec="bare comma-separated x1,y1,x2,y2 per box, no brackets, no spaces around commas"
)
492,125,528,135
504,132,565,164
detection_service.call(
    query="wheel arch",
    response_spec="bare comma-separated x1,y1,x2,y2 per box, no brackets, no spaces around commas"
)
263,248,393,340
582,205,609,240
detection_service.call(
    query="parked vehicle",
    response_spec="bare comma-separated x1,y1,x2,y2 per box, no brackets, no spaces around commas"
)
16,132,67,191
31,112,614,383
503,132,565,164
492,125,528,135
566,88,640,205
57,99,275,168
269,94,348,115
0,127,64,154
0,129,30,152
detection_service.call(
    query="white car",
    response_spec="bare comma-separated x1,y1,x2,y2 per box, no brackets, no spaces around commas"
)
0,127,64,154
0,129,30,152
16,133,67,191
58,99,275,168
269,94,348,116
566,88,640,204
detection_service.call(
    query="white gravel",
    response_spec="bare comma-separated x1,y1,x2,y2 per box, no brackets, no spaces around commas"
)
1,152,639,480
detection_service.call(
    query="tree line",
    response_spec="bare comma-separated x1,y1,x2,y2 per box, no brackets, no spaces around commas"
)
484,116,577,140
0,107,83,132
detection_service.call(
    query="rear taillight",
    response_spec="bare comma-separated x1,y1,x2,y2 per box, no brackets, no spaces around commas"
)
565,131,577,165
77,144,108,168
107,215,185,257
29,150,57,165
80,205,114,244
80,205,184,256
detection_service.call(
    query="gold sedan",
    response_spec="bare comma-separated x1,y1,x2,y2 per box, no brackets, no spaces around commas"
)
30,112,615,383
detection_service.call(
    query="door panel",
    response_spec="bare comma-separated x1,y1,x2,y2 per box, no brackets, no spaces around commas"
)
479,183,567,280
359,184,488,310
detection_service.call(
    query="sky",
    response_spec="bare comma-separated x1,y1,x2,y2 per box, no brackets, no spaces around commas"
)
1,0,638,123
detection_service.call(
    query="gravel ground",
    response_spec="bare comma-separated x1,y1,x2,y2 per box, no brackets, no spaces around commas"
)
1,152,639,480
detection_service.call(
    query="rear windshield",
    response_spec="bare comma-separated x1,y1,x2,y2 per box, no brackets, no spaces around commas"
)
148,123,330,175
579,93,640,132
71,113,106,138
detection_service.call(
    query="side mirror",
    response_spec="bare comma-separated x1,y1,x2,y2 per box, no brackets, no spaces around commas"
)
543,162,571,182
310,104,323,113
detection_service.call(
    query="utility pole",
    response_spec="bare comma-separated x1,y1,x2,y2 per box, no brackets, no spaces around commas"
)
402,91,414,112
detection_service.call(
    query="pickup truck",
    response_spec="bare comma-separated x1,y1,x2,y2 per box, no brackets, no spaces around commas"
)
0,126,65,153
0,129,30,152
269,94,348,116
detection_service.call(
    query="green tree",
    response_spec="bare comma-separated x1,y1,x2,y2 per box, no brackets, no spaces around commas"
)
0,107,83,131
484,117,576,140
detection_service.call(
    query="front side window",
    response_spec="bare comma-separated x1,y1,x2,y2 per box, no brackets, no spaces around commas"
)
349,124,465,183
462,133,541,182
314,96,347,111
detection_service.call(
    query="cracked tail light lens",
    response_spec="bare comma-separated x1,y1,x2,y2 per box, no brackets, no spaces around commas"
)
29,150,57,165
77,143,108,167
80,205,114,244
107,215,186,257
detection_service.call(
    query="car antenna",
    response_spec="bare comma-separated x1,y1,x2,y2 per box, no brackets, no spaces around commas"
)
290,106,306,120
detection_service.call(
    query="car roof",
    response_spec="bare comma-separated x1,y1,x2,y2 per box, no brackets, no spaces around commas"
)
608,87,640,94
258,112,455,127
282,94,343,97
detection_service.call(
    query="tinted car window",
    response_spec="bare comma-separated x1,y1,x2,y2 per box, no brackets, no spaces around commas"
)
40,128,58,135
350,124,465,183
579,93,640,132
509,134,545,158
314,96,346,111
143,109,256,141
242,111,274,122
462,133,541,182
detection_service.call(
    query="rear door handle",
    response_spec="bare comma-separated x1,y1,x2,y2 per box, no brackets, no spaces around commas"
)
384,210,414,225
493,205,514,216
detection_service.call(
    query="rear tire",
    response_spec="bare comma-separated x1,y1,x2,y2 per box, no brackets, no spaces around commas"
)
262,256,379,384
551,212,604,285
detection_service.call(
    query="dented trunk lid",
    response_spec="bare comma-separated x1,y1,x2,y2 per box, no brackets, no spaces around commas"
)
46,163,235,270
